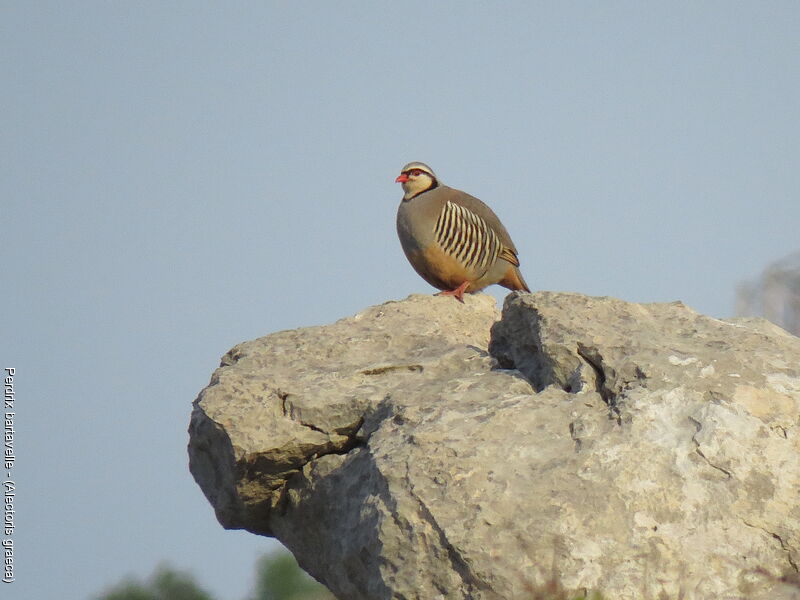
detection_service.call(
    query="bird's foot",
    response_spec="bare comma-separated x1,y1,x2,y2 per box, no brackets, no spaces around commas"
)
436,281,470,303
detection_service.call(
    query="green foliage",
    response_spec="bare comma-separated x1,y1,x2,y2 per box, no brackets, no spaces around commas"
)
523,578,603,600
97,564,215,600
248,551,335,600
94,551,334,600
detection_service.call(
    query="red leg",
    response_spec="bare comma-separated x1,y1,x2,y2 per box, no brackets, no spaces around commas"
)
436,280,470,303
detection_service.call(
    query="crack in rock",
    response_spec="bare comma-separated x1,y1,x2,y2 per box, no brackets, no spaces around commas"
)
274,387,367,491
404,464,495,598
361,364,424,375
742,519,799,573
279,388,359,437
568,421,583,453
273,417,367,518
688,417,733,479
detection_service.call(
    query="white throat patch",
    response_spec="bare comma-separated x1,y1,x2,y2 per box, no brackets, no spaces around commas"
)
402,174,435,200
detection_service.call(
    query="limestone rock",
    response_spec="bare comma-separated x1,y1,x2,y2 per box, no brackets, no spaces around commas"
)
188,292,800,599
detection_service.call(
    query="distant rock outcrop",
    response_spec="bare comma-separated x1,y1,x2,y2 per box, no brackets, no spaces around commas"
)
188,292,800,600
737,250,800,336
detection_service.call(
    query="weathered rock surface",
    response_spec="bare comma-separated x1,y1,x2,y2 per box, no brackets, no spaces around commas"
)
188,292,800,600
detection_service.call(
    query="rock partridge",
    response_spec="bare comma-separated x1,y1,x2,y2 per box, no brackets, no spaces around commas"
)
395,161,530,302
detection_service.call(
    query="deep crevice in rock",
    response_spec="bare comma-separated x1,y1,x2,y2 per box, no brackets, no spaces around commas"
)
576,344,621,424
576,344,608,399
272,417,368,518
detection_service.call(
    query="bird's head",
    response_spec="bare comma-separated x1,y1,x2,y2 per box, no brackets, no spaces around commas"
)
395,162,438,200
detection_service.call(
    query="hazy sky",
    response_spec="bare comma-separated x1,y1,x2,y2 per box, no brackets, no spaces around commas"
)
3,3,799,599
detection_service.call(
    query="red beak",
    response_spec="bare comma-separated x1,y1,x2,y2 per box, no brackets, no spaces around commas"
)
395,173,409,183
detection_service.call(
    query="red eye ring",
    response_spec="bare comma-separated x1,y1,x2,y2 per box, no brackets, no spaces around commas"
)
410,169,422,176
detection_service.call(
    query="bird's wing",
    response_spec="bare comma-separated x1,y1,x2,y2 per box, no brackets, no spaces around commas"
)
439,187,520,250
434,186,523,267
434,200,514,272
498,245,520,267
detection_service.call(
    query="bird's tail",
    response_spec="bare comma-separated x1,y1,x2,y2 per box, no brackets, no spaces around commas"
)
500,266,531,293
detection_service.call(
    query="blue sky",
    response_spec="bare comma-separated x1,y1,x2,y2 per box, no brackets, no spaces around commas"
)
3,3,799,599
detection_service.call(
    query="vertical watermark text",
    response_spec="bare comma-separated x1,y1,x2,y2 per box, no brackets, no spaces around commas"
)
3,367,15,584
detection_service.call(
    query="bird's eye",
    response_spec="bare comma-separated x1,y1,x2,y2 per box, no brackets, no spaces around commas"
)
410,169,422,176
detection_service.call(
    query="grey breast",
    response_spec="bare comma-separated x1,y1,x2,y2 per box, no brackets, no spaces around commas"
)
396,190,439,256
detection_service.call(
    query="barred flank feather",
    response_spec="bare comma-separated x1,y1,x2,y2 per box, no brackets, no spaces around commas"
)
434,201,504,272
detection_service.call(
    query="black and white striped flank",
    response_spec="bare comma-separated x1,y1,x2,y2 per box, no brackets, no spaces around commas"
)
433,201,502,271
